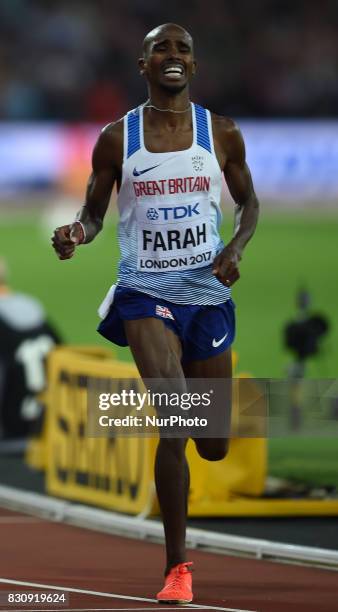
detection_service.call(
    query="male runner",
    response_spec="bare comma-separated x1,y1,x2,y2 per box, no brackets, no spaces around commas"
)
52,23,259,604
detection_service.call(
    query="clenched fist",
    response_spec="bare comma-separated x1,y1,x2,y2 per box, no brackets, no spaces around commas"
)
51,222,85,260
212,243,241,287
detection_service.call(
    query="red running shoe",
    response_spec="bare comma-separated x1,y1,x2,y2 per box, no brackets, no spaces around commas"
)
156,561,193,604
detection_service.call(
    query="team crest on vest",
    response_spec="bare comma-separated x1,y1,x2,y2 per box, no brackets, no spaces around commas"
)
191,155,204,172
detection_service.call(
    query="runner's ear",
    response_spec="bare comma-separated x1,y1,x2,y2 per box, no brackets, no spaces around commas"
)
138,57,146,75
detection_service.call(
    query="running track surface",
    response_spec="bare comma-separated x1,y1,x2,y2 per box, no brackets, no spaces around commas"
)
0,509,337,612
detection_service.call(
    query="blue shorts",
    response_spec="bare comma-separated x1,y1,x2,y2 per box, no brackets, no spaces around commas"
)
97,286,236,363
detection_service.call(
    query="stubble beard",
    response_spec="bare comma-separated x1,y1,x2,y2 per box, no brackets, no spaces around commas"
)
158,81,188,95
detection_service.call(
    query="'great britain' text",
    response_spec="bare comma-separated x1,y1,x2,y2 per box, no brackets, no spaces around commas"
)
133,176,210,197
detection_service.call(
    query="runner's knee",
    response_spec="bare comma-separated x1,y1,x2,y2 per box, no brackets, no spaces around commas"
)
194,439,229,461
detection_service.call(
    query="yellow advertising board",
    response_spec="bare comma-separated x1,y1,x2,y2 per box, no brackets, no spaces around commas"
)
44,348,156,514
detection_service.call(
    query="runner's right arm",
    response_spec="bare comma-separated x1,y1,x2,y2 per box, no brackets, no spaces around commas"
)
51,122,123,260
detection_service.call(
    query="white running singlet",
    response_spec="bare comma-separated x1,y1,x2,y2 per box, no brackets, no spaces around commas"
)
116,102,231,305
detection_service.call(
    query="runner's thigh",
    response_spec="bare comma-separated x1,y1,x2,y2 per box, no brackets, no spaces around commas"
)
124,317,184,379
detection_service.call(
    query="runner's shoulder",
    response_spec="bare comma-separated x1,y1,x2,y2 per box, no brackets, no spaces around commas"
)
210,113,244,156
100,118,124,147
210,113,241,139
93,118,124,167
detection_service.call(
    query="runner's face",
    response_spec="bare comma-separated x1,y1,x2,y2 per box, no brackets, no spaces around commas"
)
142,31,196,93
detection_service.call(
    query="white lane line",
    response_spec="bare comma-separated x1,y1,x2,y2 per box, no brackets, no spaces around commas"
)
0,578,257,612
0,609,211,611
0,517,42,523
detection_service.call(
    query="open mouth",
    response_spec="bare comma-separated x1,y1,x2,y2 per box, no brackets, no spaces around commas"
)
162,64,184,79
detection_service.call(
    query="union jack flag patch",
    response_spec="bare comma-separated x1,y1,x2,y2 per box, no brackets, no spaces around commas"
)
155,305,175,320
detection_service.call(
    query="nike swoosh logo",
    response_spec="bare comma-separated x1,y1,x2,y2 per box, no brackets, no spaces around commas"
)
212,332,229,348
133,164,161,177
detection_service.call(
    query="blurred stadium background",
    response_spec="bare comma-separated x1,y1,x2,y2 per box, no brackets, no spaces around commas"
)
1,0,338,519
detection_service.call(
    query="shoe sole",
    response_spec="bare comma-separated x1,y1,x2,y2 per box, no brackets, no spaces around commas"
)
157,599,192,605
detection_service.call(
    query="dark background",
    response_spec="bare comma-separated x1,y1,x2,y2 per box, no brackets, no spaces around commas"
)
1,0,338,121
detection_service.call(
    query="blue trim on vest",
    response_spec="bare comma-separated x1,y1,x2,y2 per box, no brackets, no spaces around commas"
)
127,109,141,158
194,104,212,153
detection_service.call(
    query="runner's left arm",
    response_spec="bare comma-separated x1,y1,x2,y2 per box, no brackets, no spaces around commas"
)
52,123,121,260
213,122,259,286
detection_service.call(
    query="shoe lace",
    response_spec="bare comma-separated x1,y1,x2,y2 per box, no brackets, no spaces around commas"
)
165,563,193,591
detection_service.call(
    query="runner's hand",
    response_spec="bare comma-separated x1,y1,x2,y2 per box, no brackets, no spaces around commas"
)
51,222,85,260
212,243,241,287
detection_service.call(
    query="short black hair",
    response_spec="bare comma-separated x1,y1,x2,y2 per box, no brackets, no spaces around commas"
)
142,23,193,57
